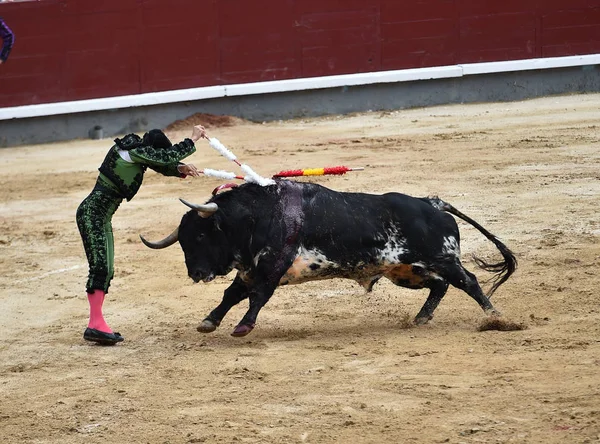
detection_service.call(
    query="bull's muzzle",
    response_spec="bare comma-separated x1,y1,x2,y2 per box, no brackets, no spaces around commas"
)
189,269,215,284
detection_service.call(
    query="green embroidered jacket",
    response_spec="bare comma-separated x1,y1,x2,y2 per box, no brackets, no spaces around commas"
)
97,138,196,201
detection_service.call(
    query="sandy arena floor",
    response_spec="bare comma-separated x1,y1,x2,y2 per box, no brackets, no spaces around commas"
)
0,94,599,444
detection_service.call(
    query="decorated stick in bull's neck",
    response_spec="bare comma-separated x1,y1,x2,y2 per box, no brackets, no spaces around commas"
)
203,135,242,167
200,134,365,183
202,134,275,186
273,166,365,178
201,168,244,181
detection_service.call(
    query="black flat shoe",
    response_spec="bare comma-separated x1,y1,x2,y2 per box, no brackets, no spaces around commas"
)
83,328,124,345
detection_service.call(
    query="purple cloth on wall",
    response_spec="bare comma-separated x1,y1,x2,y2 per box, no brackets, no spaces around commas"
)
0,17,14,62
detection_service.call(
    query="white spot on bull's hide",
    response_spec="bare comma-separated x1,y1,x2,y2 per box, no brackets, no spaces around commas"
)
427,196,445,211
298,246,338,267
442,236,460,257
253,247,271,266
378,226,407,263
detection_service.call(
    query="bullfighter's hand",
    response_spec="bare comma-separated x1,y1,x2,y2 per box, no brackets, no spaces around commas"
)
191,125,207,142
178,164,201,177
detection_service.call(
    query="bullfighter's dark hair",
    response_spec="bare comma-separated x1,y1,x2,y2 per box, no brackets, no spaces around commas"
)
142,129,172,149
114,129,172,151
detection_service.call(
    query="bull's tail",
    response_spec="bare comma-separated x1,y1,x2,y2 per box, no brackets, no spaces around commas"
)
425,196,517,297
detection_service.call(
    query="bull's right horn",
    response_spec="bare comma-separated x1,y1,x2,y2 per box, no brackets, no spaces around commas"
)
179,198,218,218
139,227,179,249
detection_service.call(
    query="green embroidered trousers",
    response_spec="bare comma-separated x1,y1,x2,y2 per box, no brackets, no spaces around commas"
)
76,185,123,293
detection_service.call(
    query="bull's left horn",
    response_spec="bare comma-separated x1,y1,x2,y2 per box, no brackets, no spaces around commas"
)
139,227,179,249
179,198,218,218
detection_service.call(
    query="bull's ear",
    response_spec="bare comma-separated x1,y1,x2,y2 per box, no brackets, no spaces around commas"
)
179,198,218,218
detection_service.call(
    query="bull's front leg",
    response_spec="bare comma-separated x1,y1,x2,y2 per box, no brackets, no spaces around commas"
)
231,250,295,337
197,274,249,333
231,201,302,337
231,279,280,337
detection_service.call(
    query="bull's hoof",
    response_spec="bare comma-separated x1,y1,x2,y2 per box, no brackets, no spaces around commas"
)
414,315,432,325
197,319,218,333
231,323,255,337
486,308,502,318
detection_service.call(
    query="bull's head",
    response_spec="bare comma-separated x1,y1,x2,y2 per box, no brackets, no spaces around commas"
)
140,198,236,283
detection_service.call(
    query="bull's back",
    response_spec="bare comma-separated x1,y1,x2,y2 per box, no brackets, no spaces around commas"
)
298,184,458,264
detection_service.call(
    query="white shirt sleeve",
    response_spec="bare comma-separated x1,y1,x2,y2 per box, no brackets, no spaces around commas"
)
116,149,134,163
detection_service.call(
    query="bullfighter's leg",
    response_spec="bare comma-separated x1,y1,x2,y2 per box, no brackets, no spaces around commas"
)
76,189,124,345
439,261,500,316
197,274,249,333
414,280,449,325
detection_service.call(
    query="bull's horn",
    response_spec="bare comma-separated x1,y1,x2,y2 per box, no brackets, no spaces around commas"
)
179,198,218,218
139,227,179,249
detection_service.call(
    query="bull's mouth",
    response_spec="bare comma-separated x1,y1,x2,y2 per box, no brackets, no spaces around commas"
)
189,263,234,283
203,274,216,283
189,272,215,284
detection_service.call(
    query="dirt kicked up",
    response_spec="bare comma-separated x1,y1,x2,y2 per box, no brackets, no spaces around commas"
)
0,94,599,443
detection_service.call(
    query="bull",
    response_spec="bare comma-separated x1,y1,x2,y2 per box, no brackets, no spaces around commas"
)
140,180,516,337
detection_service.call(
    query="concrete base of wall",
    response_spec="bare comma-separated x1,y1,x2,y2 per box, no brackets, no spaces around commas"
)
1,65,598,147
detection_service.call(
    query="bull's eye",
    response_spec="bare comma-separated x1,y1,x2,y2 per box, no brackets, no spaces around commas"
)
196,234,205,242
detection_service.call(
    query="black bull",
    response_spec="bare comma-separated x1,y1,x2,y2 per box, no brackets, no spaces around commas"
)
141,180,516,337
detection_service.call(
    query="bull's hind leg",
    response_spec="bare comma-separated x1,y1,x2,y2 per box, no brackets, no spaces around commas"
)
438,260,500,317
414,280,449,325
198,274,249,333
384,265,449,325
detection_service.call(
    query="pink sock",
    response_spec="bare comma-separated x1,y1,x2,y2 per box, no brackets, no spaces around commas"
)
87,290,113,333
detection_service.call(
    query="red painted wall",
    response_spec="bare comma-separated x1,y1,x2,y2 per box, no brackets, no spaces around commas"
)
0,0,598,108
